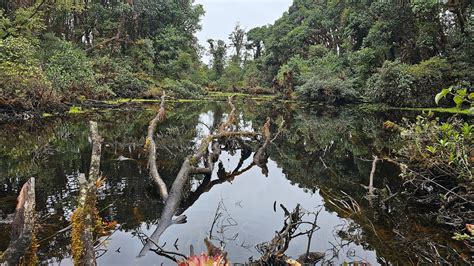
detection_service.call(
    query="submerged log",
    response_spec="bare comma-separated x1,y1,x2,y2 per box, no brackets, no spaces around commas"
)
71,121,103,266
0,178,36,266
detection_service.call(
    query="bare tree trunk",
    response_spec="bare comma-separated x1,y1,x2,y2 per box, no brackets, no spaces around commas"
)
368,156,379,196
0,178,36,266
146,93,169,200
71,121,103,266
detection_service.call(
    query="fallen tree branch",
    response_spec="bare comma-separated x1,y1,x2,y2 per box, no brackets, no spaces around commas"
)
256,204,322,264
138,96,261,257
0,178,36,265
146,93,169,200
218,95,236,133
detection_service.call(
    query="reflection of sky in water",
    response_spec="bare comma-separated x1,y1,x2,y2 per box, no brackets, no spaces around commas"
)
81,111,379,265
195,0,293,63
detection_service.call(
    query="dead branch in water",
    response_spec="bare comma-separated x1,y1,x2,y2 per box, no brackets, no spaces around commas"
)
254,117,271,176
256,204,322,264
70,121,103,266
362,155,379,202
138,96,265,258
0,178,36,266
146,92,169,200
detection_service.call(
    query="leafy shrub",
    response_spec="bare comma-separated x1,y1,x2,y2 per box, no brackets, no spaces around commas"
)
129,38,155,74
92,56,148,98
349,47,379,88
110,74,148,98
366,60,414,106
0,37,57,109
242,61,265,88
296,77,355,104
160,78,203,98
42,35,102,99
295,52,355,103
407,57,452,104
366,57,453,107
276,55,310,88
213,61,245,91
435,84,473,113
397,115,473,180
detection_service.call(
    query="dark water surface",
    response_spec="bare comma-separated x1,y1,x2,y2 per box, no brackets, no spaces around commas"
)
0,100,465,265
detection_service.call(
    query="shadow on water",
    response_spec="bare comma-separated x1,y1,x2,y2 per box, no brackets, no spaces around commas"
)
0,100,468,264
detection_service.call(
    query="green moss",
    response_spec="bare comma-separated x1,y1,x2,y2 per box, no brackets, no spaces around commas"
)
397,107,473,115
104,98,163,105
170,99,206,103
68,106,86,114
206,91,249,97
250,96,276,101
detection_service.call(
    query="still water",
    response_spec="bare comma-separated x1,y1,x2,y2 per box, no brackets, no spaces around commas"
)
0,99,464,265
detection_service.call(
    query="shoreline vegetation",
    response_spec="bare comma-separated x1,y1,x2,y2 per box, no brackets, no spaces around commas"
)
0,0,472,264
1,1,472,113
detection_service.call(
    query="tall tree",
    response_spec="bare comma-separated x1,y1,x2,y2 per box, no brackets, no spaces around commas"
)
207,39,227,79
228,23,245,63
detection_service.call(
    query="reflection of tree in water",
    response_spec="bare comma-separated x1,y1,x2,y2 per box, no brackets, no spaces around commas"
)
0,100,467,264
0,101,222,262
260,103,469,264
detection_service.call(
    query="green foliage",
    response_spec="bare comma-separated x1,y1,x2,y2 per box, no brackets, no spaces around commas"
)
0,0,207,107
276,55,309,89
214,61,244,91
92,55,148,98
160,78,203,99
398,115,473,180
297,77,354,104
42,35,100,99
0,36,56,109
296,52,355,103
348,47,379,88
0,7,45,40
366,57,453,107
435,84,473,114
208,39,227,80
239,0,473,105
129,39,155,74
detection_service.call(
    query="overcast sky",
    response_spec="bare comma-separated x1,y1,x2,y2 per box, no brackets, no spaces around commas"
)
195,0,292,63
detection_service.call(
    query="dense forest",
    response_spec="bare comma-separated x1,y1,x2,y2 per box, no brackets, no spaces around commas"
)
0,0,473,265
1,0,472,110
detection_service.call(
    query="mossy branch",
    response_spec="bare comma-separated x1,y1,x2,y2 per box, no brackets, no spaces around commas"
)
71,121,103,266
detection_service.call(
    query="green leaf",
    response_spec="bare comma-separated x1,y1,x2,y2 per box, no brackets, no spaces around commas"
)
435,88,450,105
453,95,463,108
426,146,436,154
452,233,472,241
468,107,474,115
468,92,474,100
456,88,467,97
